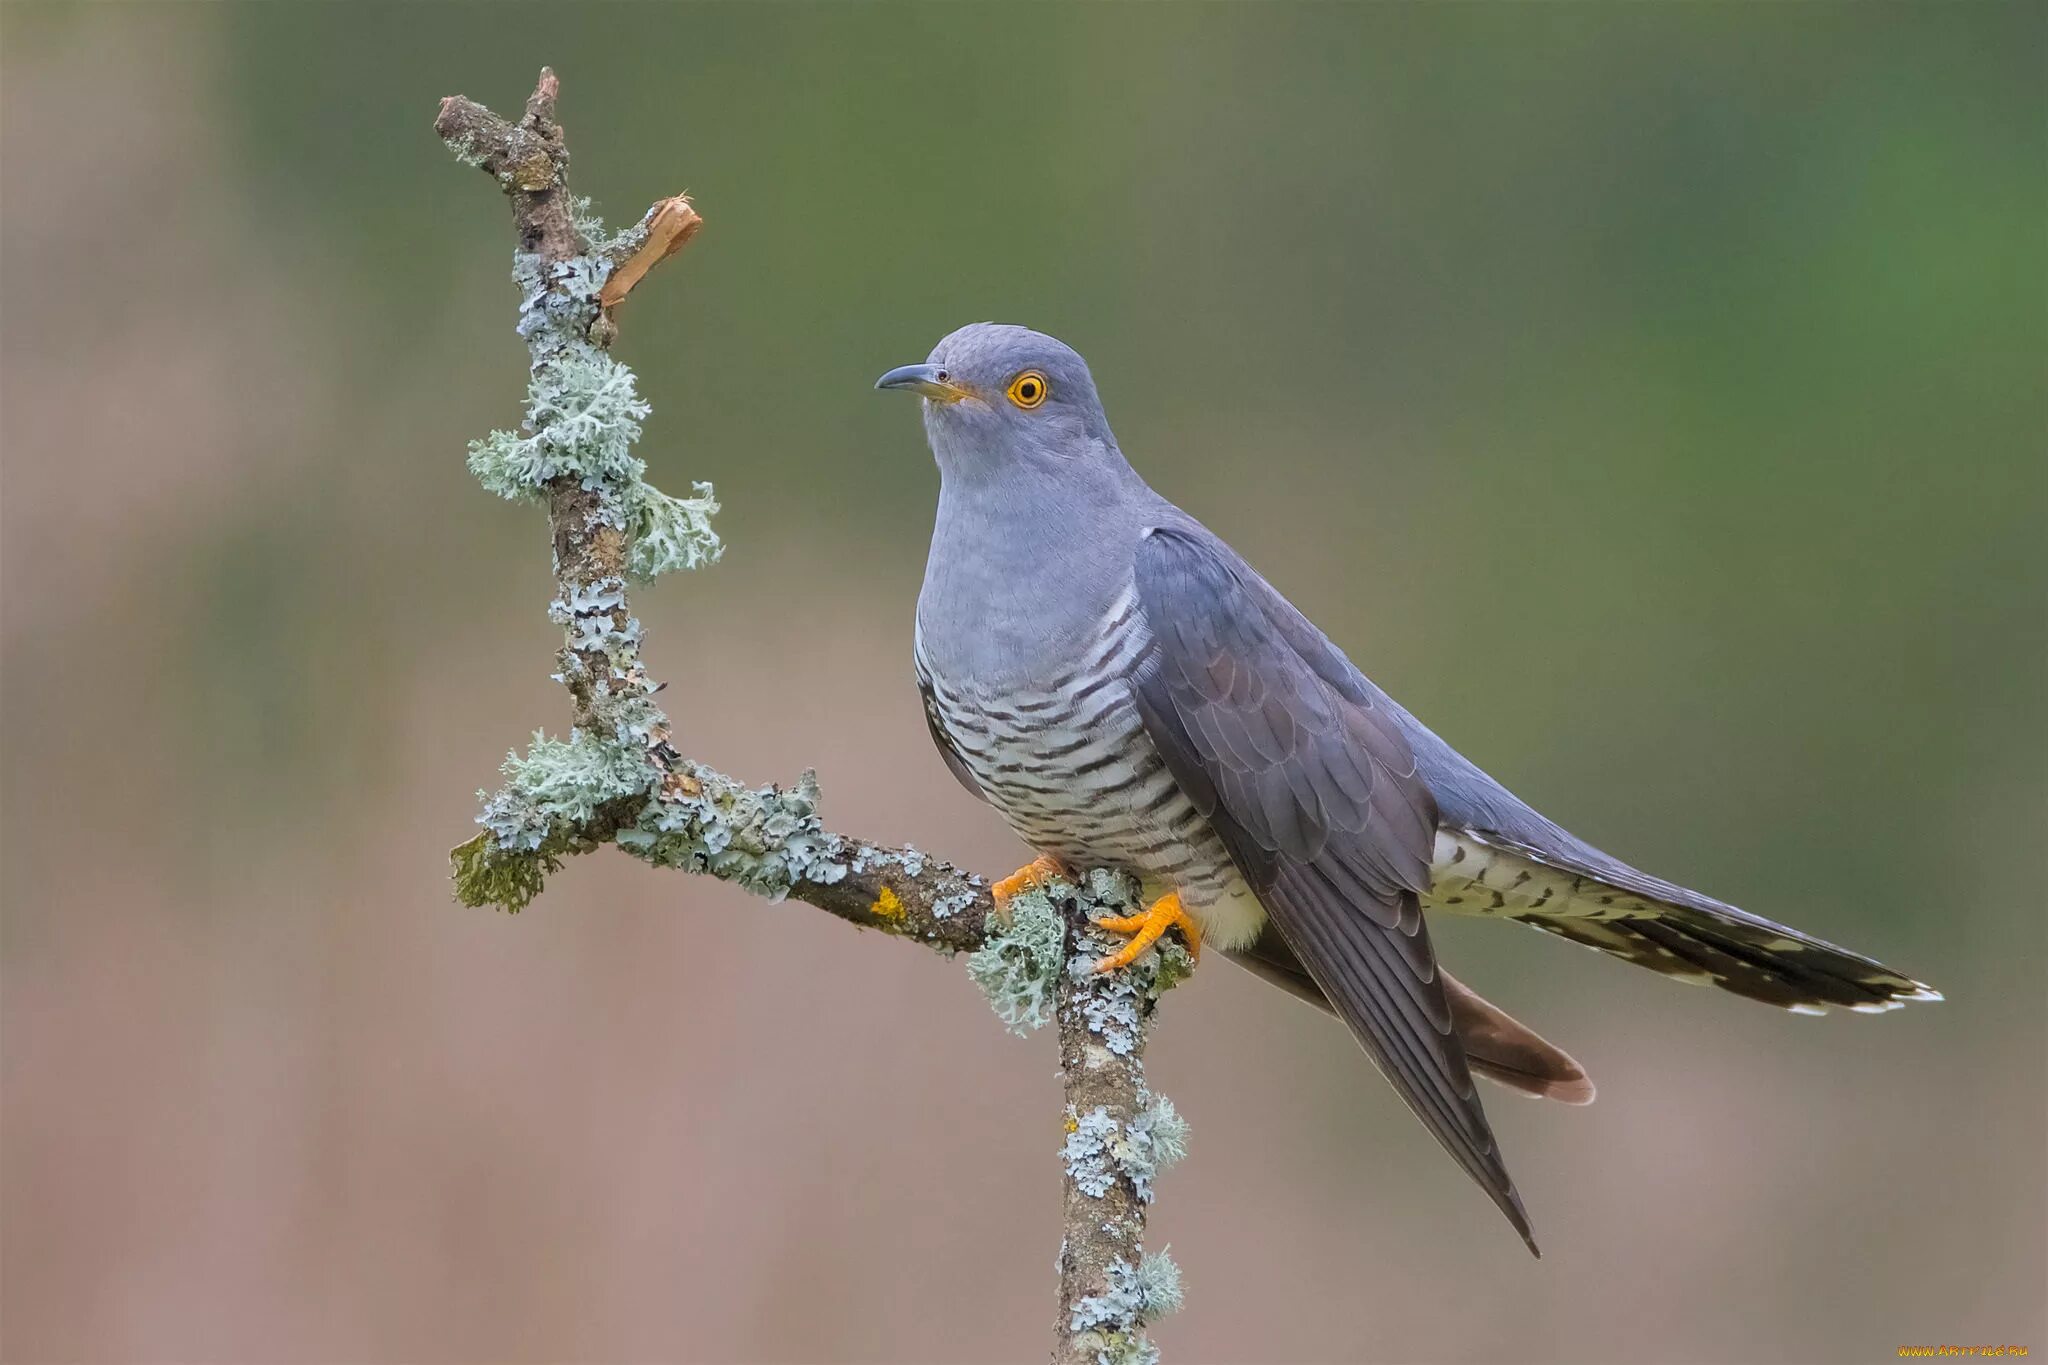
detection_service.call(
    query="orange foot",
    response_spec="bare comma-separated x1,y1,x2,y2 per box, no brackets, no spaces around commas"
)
990,854,1068,921
1093,892,1202,973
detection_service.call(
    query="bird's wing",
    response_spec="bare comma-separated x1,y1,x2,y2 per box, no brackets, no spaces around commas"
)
1127,523,1536,1253
1229,934,1595,1105
915,656,988,803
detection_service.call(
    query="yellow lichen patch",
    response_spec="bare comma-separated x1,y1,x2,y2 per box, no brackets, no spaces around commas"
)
1064,1114,1080,1135
870,885,905,920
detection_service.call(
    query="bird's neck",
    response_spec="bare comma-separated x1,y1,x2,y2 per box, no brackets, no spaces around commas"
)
919,446,1159,675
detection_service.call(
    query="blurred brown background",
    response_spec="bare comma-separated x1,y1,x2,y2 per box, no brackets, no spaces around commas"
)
3,4,2043,1362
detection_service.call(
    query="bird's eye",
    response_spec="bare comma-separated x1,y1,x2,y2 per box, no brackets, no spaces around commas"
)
1006,370,1049,409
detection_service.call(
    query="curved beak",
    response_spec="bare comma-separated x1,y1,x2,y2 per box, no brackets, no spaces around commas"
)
873,363,973,404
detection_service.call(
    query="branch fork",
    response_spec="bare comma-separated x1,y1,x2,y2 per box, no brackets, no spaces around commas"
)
438,69,1186,1364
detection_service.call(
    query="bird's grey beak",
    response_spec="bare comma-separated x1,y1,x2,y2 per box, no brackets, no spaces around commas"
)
873,363,973,404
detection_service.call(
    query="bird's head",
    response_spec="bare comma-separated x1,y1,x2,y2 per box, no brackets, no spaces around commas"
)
875,323,1119,482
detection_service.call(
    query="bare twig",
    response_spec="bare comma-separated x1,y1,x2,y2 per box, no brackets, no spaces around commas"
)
437,70,1184,1364
600,196,703,310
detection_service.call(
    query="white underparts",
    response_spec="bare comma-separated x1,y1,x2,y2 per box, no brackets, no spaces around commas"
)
1425,829,1658,921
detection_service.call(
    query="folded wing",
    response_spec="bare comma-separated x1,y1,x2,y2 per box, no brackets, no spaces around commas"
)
1128,523,1537,1253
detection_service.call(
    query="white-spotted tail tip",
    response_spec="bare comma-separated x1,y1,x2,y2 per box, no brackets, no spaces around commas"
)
1788,981,1941,1016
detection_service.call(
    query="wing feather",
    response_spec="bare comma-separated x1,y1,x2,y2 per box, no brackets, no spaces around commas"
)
1129,523,1535,1253
916,665,988,804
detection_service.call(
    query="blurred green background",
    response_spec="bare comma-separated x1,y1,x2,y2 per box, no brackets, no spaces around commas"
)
3,4,2042,1362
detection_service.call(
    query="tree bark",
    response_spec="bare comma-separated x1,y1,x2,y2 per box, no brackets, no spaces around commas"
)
437,70,1185,1364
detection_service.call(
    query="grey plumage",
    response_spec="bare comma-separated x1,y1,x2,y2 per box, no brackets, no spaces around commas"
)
881,322,1938,1255
1232,933,1595,1106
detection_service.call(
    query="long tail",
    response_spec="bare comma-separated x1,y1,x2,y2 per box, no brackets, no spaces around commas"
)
1227,936,1595,1104
1431,827,1943,1015
1442,972,1595,1104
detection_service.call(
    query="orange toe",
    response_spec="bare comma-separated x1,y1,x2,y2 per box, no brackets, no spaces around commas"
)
1093,891,1201,972
991,854,1066,917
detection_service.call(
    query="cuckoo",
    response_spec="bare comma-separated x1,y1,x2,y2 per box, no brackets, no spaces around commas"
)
876,323,1939,1254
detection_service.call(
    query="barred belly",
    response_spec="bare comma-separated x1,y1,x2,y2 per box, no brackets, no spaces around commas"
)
915,590,1267,949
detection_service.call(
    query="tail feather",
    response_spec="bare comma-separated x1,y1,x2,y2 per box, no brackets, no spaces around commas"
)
1437,826,1943,1015
1227,936,1595,1105
1442,973,1596,1105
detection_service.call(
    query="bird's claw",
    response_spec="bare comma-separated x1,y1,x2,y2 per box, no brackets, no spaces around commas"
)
990,854,1067,924
1093,892,1201,972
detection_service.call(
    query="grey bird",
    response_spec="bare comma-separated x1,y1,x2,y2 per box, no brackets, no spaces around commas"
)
877,322,1939,1255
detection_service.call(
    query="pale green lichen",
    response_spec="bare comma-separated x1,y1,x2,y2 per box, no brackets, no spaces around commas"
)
974,867,1188,1044
550,577,627,622
967,886,1066,1034
569,194,613,252
513,252,608,353
1061,1106,1122,1198
451,829,564,913
1134,1095,1188,1175
465,249,722,583
452,727,656,912
1134,1250,1182,1318
849,844,935,882
1060,1092,1187,1207
618,767,848,897
458,745,851,910
1069,1251,1183,1365
454,206,741,909
468,350,649,498
1147,940,1195,995
1036,869,1190,1363
479,728,655,854
627,480,722,578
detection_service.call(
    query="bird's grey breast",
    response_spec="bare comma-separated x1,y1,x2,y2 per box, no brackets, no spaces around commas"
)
915,561,1242,905
914,564,1146,849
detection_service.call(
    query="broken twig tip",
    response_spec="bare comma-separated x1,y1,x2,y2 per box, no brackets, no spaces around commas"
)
599,194,705,310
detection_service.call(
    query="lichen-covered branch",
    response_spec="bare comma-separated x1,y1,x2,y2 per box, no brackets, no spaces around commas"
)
1047,874,1190,1365
437,70,1184,1362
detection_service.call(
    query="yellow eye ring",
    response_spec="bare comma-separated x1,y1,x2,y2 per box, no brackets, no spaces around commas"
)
1006,370,1049,409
